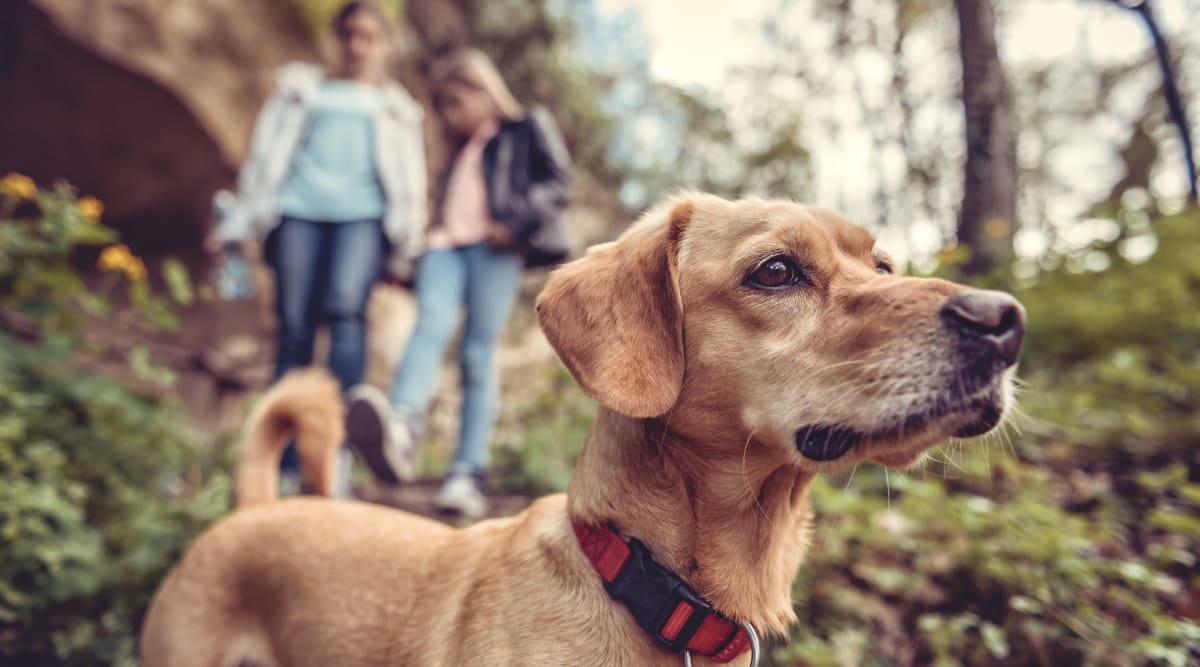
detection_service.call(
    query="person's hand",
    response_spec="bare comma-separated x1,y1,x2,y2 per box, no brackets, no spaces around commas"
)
487,224,515,250
204,233,249,258
381,271,414,289
203,232,224,257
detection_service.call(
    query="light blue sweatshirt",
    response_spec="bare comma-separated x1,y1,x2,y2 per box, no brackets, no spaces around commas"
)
277,80,388,223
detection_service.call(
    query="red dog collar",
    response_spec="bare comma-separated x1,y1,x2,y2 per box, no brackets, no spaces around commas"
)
572,521,753,663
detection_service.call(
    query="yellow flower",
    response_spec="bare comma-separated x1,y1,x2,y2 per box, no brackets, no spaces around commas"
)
78,196,104,223
98,244,129,272
98,244,147,282
0,173,37,200
125,257,147,282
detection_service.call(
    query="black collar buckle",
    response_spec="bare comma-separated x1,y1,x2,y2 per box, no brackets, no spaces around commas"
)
601,535,724,653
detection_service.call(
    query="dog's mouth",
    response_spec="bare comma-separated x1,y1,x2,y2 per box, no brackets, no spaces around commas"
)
794,376,1009,463
794,425,862,461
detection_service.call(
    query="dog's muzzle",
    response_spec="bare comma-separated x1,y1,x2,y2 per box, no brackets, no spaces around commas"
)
795,290,1027,462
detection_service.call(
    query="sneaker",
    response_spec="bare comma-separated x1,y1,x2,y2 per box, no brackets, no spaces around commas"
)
435,471,487,520
279,469,302,497
345,384,418,483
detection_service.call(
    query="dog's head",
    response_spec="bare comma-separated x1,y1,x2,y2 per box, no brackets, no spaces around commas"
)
536,194,1025,471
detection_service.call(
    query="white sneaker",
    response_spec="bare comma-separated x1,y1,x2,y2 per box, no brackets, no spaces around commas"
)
345,384,418,483
435,472,487,520
279,470,302,497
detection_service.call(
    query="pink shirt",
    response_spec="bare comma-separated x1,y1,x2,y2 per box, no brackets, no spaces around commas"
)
427,121,500,249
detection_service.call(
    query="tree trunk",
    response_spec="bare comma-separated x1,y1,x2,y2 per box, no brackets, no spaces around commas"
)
954,0,1017,277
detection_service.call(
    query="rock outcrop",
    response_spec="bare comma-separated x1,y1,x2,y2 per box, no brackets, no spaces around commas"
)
0,0,318,251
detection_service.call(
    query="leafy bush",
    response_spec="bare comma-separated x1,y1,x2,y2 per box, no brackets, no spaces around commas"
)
777,459,1199,667
1016,210,1200,457
0,344,231,666
492,364,594,494
0,176,230,666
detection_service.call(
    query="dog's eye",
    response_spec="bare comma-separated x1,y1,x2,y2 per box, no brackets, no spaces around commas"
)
875,260,894,275
747,257,803,289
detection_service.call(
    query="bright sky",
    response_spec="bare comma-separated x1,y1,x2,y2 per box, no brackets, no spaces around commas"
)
596,0,777,90
598,0,1193,89
595,0,1197,264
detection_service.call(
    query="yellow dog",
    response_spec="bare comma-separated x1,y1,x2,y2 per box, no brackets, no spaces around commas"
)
141,194,1025,666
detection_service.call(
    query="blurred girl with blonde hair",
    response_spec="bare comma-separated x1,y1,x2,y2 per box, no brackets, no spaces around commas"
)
346,48,571,518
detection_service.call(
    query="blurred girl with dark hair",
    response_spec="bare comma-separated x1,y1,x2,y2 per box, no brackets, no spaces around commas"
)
212,1,427,495
346,48,571,519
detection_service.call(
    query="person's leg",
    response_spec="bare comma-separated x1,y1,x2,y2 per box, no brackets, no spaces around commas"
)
321,219,387,391
453,244,523,474
269,217,326,476
270,217,325,380
301,220,383,498
348,247,468,483
388,249,469,412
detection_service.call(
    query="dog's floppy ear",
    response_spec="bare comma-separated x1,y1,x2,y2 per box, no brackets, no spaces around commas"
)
536,199,693,418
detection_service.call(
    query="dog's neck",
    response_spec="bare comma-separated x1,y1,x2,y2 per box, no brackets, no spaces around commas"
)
568,407,813,636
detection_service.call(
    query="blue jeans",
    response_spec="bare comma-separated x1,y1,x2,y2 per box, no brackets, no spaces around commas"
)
269,216,387,389
389,243,523,474
269,216,386,471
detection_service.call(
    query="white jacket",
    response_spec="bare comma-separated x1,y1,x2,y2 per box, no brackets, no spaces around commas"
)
216,63,428,276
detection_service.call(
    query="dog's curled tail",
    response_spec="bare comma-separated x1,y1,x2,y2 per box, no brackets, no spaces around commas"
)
235,368,345,508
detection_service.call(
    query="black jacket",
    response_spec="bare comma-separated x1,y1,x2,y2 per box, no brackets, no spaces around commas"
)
436,107,572,267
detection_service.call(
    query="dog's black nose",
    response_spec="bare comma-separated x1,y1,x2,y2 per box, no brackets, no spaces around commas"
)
940,289,1026,366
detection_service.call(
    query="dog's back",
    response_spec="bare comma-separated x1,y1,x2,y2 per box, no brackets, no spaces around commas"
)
139,368,615,667
142,369,346,667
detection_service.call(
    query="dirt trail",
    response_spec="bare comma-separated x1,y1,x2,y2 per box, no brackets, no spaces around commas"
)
355,479,533,522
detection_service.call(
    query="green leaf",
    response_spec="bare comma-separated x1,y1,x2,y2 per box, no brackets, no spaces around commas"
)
980,623,1010,659
161,258,194,306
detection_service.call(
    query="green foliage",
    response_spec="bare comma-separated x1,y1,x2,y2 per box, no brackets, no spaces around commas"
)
0,178,114,337
275,0,406,39
0,176,189,353
0,343,231,666
493,365,594,494
1016,209,1200,456
777,457,1199,667
0,178,231,666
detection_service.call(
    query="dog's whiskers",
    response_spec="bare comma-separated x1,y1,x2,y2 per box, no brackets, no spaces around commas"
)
740,429,776,529
934,444,968,478
981,434,993,479
819,463,859,554
997,420,1019,461
884,467,892,509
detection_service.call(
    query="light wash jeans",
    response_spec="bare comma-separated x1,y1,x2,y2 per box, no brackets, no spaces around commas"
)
269,216,386,473
389,243,523,474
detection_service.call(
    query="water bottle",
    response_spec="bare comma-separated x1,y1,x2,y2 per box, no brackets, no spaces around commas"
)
215,243,255,300
211,189,255,300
